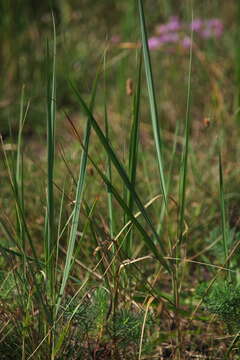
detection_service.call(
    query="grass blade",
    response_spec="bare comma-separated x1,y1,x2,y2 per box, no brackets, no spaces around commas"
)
218,147,229,273
103,49,115,239
178,15,193,244
138,0,167,204
45,14,57,306
125,52,142,255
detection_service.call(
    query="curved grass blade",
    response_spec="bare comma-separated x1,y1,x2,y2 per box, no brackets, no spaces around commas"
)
138,0,167,204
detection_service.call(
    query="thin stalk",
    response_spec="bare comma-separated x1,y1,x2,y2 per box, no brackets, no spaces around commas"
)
178,23,193,245
45,14,57,313
55,178,67,277
103,49,115,239
126,52,142,257
16,86,29,252
175,8,193,358
15,86,30,284
218,147,230,279
138,0,167,205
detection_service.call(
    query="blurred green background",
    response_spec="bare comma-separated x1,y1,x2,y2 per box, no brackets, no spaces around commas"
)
1,0,238,138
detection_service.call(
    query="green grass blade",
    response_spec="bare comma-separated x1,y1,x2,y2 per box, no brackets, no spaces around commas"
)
128,54,142,204
45,15,57,305
178,18,193,244
218,147,229,269
15,86,30,252
103,49,115,239
55,177,67,274
125,52,142,255
138,0,167,204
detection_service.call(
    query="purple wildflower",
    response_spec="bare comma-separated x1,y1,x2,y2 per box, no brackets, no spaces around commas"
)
158,32,179,44
182,36,192,48
205,19,223,37
206,18,223,27
148,36,162,49
201,28,212,38
191,19,203,31
156,16,181,34
167,16,182,31
148,33,179,50
148,16,224,51
190,18,223,38
191,18,223,37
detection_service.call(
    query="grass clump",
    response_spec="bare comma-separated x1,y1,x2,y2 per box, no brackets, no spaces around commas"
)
2,1,240,359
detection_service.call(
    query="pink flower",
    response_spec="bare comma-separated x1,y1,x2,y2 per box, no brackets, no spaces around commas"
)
148,17,224,52
191,19,203,31
159,33,179,43
182,36,192,48
148,36,162,49
205,19,223,37
148,33,180,50
156,16,181,34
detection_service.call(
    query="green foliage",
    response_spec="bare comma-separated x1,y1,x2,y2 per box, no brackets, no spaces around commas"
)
64,287,110,334
109,308,149,346
198,281,240,334
64,288,150,347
